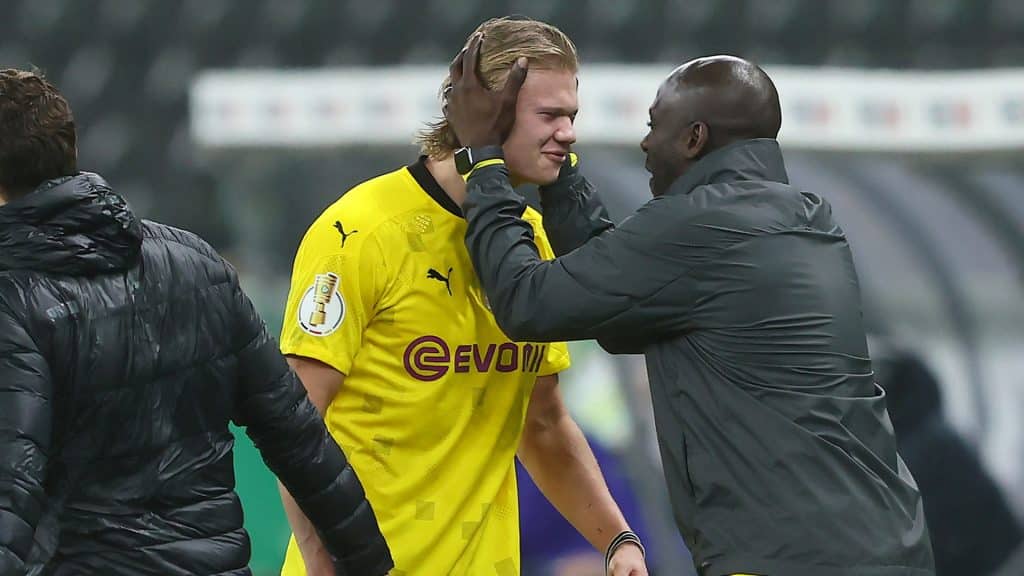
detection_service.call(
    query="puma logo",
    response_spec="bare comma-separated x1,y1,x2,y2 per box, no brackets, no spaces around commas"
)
427,267,453,296
333,220,358,247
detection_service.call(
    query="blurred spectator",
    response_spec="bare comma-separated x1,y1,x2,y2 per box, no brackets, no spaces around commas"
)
879,351,1023,576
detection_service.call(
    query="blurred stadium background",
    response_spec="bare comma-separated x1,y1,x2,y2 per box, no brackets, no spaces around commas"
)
4,1,1023,574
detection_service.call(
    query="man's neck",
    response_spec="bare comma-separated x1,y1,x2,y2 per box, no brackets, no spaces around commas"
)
0,187,7,207
424,155,468,208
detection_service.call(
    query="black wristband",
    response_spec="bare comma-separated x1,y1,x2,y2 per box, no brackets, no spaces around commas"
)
454,145,504,175
604,529,645,573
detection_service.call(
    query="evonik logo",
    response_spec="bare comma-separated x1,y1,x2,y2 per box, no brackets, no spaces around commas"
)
403,335,548,382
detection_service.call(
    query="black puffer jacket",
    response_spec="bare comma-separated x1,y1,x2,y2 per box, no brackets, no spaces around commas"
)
0,173,393,576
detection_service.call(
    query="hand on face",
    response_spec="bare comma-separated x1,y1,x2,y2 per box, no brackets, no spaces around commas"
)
445,33,529,149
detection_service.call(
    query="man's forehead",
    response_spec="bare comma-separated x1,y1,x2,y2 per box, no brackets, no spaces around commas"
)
519,68,578,105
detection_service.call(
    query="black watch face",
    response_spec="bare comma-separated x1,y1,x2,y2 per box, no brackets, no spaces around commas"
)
455,149,472,174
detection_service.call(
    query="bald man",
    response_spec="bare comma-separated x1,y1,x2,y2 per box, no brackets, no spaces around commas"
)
445,49,936,576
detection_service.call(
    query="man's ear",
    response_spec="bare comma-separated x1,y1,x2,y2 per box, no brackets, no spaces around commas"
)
683,121,709,159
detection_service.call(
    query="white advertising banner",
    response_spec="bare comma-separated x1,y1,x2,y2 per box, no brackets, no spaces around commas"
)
191,65,1024,151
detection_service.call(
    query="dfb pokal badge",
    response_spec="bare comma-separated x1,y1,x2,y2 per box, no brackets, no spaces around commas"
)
298,272,344,336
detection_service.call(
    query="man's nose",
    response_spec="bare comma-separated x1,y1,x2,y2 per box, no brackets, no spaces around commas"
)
554,118,576,146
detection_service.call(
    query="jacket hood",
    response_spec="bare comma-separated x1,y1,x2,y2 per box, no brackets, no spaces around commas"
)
0,172,142,276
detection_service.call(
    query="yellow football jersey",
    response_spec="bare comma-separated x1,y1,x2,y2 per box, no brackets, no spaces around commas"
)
279,158,571,576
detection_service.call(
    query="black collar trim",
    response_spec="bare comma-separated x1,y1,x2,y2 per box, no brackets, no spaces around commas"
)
408,156,462,217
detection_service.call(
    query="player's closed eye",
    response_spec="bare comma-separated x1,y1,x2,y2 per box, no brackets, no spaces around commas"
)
539,111,577,124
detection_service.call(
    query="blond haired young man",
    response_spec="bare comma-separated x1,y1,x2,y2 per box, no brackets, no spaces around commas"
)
278,17,648,576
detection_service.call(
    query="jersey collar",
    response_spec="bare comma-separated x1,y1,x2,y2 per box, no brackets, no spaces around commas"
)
408,156,462,217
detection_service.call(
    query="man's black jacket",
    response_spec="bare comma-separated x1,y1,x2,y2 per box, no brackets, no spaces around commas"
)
0,173,392,575
463,139,935,576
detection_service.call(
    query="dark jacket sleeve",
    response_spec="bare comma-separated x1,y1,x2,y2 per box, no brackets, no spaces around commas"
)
227,274,393,576
537,155,615,256
0,299,52,576
463,163,700,351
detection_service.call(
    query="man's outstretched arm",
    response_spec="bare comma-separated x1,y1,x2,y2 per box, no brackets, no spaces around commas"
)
276,356,347,576
229,277,393,576
463,161,694,346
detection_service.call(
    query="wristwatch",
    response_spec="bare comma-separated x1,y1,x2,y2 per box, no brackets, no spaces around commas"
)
454,145,504,175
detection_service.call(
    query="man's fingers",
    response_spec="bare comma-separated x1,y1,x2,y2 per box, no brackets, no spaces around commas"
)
496,57,527,128
463,33,482,87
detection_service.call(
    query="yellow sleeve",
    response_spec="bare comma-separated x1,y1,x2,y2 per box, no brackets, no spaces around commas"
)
524,207,572,376
280,211,389,376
